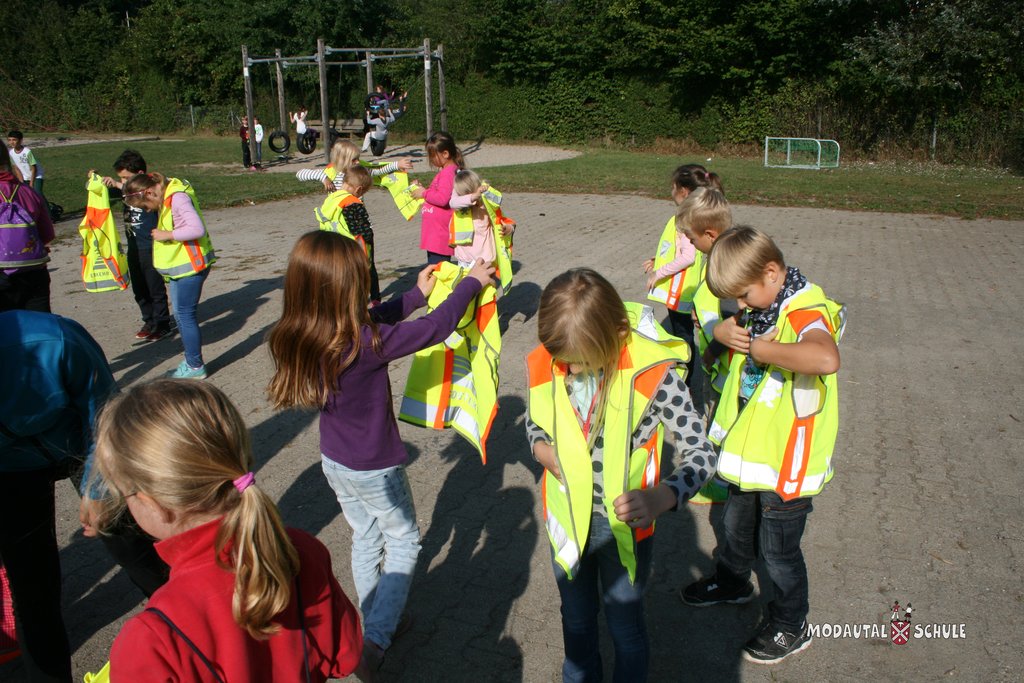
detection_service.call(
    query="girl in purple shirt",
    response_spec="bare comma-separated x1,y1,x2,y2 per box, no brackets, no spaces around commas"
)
410,132,465,265
267,231,494,672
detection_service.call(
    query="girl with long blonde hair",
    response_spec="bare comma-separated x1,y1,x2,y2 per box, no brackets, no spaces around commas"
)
267,231,493,671
93,379,365,681
526,268,717,682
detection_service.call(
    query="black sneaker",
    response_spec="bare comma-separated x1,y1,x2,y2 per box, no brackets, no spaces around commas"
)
742,620,812,664
680,574,755,607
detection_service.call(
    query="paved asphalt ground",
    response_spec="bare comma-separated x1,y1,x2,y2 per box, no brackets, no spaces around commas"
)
3,179,1023,682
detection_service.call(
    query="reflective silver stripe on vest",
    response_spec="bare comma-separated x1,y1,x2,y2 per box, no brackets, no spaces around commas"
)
545,509,580,576
482,189,502,205
156,250,214,278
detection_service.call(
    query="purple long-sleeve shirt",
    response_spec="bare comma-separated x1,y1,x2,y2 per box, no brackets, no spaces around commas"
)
319,276,483,470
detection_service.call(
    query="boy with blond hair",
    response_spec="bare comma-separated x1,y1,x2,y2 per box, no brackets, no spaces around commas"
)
681,225,846,664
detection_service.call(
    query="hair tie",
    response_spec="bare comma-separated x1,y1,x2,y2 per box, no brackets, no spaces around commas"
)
233,472,255,493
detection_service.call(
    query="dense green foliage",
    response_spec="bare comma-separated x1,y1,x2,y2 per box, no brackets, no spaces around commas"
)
4,0,1023,166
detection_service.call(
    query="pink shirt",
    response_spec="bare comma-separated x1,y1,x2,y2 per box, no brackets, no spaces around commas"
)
654,232,697,279
169,192,206,242
452,207,496,266
418,164,457,255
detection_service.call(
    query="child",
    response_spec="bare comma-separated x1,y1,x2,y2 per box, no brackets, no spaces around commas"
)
448,169,516,280
91,379,366,682
6,131,36,187
675,187,735,417
296,139,413,193
0,144,53,312
410,132,464,265
314,164,381,302
253,117,264,166
267,231,494,672
239,116,252,169
643,164,724,369
526,268,717,682
99,149,172,341
123,172,215,379
680,226,845,665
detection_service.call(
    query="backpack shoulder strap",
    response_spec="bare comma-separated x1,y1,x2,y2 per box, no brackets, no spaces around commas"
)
144,607,227,683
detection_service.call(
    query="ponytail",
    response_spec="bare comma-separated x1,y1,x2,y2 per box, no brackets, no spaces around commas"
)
216,477,300,639
426,131,465,170
671,164,725,195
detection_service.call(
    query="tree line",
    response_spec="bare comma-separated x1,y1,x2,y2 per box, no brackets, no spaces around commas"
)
3,0,1022,166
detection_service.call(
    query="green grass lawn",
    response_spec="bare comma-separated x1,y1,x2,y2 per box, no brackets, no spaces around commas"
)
32,136,1024,221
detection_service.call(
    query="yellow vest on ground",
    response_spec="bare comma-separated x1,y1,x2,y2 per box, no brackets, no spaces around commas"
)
447,186,516,294
709,284,846,501
399,262,502,462
647,217,700,313
78,173,129,292
692,259,732,395
527,304,687,583
378,171,424,221
315,190,368,256
153,178,215,280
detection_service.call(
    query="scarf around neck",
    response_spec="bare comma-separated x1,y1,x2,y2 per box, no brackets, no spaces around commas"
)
747,266,808,337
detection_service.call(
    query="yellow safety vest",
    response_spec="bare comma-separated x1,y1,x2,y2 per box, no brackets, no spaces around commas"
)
314,190,369,256
378,171,424,221
153,178,215,280
527,304,687,583
78,173,129,292
647,217,701,313
692,259,732,394
399,262,502,462
447,186,516,294
709,285,847,500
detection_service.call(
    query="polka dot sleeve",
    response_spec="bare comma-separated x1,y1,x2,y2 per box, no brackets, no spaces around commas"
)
644,368,718,507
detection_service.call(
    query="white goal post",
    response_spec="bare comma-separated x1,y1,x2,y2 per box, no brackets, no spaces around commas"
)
764,137,841,169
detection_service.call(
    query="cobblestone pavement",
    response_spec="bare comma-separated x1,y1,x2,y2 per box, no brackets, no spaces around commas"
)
4,187,1023,682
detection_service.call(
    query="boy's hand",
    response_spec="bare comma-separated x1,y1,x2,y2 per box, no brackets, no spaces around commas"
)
416,265,437,297
466,258,496,286
613,484,676,528
533,441,561,481
642,258,655,273
715,313,751,353
748,327,779,365
398,158,414,172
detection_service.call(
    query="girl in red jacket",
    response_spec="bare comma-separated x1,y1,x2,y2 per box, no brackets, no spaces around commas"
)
92,380,369,682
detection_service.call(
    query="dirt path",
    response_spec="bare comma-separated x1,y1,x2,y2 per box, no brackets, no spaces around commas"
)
3,177,1022,681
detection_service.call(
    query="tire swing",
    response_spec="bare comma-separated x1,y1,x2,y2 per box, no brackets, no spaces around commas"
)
296,131,317,155
268,130,290,154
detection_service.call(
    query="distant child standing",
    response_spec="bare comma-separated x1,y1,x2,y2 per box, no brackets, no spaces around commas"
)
267,231,495,672
92,380,366,682
526,268,717,682
6,131,36,186
123,172,215,379
239,116,252,169
315,165,381,302
680,226,845,665
253,117,265,166
410,132,464,265
643,164,724,368
99,150,172,341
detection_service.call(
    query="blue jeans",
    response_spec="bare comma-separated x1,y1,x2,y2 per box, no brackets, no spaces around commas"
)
716,486,812,632
553,514,652,683
167,267,209,368
321,456,421,649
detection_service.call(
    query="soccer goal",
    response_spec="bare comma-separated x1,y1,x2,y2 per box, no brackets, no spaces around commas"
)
764,137,840,169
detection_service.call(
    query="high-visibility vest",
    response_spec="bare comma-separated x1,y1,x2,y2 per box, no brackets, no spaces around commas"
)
709,284,847,501
399,262,502,462
78,173,130,292
647,217,700,313
378,171,424,221
314,190,369,256
153,178,215,280
447,186,516,294
527,304,687,583
692,259,732,394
